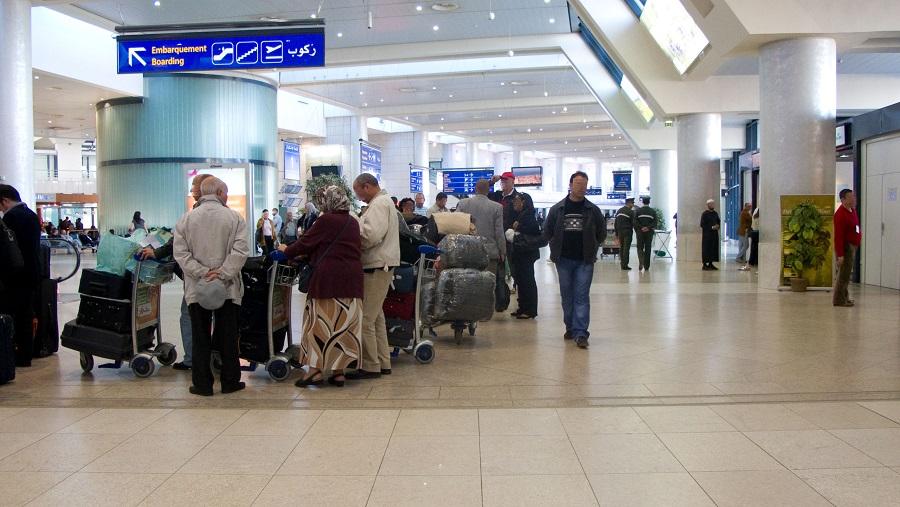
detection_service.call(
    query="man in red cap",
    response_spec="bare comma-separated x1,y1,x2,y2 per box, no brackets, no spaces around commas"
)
489,172,534,231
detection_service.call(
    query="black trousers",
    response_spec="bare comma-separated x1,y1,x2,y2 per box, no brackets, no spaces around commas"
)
636,231,654,270
511,255,538,316
262,236,275,256
618,232,633,268
748,230,759,266
189,301,240,391
1,285,34,366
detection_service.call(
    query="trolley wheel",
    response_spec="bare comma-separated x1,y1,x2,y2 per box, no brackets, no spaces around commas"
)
79,352,94,373
468,322,477,336
156,343,177,366
414,342,435,364
210,351,222,374
266,356,291,382
131,354,155,378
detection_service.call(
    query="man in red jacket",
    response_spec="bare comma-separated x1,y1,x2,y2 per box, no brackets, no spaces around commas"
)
833,189,861,307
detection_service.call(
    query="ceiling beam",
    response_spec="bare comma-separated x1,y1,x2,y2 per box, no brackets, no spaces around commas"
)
361,94,597,117
468,128,619,143
416,114,611,132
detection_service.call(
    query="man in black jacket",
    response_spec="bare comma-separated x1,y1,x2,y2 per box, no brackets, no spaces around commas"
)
0,185,41,367
634,196,656,272
542,172,606,349
489,171,534,230
614,198,635,270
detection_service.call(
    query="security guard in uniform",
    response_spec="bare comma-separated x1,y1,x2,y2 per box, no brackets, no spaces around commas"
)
634,196,656,271
614,197,636,270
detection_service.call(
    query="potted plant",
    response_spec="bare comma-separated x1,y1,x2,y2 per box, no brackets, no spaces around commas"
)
783,201,831,292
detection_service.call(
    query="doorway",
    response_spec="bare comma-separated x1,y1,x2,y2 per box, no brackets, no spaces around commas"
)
862,137,900,290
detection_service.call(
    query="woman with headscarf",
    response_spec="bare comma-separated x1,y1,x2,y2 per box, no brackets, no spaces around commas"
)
279,186,363,387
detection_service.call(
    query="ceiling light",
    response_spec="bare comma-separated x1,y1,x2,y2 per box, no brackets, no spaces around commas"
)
359,91,364,95
416,4,423,11
512,90,518,94
448,94,454,98
544,0,551,4
154,0,161,6
34,75,39,80
497,114,502,118
539,128,543,131
310,13,317,19
564,140,568,144
88,103,93,106
440,126,444,130
552,111,557,115
432,25,440,31
533,141,537,144
549,18,555,24
432,141,437,146
404,116,409,120
399,87,418,93
440,117,445,121
47,120,52,124
337,32,343,37
562,106,568,112
543,91,549,97
379,98,384,102
577,138,581,142
432,86,437,90
527,128,532,133
489,11,495,20
500,82,506,86
363,102,368,107
610,133,615,137
432,2,460,11
508,50,515,57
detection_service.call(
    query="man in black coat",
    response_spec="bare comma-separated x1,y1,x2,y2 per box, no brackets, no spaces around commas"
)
488,172,534,231
0,185,42,367
700,199,721,270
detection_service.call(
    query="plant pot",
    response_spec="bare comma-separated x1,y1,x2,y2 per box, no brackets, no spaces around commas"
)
790,278,809,292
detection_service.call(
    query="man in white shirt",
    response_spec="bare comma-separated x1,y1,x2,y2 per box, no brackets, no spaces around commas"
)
414,192,428,216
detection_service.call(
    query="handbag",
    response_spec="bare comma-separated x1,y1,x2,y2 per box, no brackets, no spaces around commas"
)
296,216,353,294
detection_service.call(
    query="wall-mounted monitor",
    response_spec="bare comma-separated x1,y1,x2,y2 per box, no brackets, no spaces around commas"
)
512,166,543,187
442,168,495,195
311,165,341,177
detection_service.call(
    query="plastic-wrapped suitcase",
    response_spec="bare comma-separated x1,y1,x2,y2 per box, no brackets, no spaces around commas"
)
433,268,495,322
383,291,416,321
77,296,131,333
60,320,155,360
437,235,489,270
0,314,14,385
78,269,132,299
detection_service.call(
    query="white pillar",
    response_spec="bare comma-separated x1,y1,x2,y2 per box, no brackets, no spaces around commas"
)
0,0,33,207
465,142,476,168
414,130,430,202
512,148,521,168
676,113,722,262
441,143,453,168
632,162,642,198
758,38,837,289
349,115,368,180
650,149,677,232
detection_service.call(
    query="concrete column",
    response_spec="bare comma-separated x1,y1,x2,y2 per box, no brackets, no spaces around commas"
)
758,38,837,289
512,148,521,168
676,113,722,262
413,130,430,201
0,0,33,207
441,144,453,168
650,149,677,231
349,115,368,180
465,142,476,168
632,162,642,198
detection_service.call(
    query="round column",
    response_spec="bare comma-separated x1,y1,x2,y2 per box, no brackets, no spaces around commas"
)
650,149,677,232
96,72,277,232
0,0,33,206
758,38,837,289
465,142,477,168
676,113,722,262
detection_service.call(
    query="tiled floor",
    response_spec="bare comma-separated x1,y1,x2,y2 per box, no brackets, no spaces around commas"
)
1,253,898,504
0,404,899,505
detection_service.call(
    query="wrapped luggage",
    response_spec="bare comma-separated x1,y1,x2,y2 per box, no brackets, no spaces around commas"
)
437,234,489,270
432,268,495,322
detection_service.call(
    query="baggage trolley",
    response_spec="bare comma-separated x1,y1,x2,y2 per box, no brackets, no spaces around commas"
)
212,260,299,381
71,259,178,378
415,244,479,351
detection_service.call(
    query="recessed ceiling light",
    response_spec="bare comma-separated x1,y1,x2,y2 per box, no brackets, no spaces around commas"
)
549,17,555,24
543,91,549,97
610,133,615,137
512,90,518,94
500,82,506,86
577,138,581,142
404,116,409,120
551,111,557,115
399,87,418,93
363,102,368,107
359,91,364,95
544,0,551,4
432,86,437,90
489,11,495,20
564,140,568,144
539,128,543,131
88,103,93,106
432,2,460,12
448,94,454,98
416,4,423,11
562,106,568,112
527,128,532,133
337,32,343,37
508,50,515,57
34,75,39,80
440,117,445,121
379,98,384,102
432,25,440,31
440,126,444,130
310,13,317,19
509,80,529,86
497,114,502,118
533,140,537,143
154,0,161,6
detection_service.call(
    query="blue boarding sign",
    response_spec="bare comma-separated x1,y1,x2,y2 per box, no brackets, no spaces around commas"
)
606,192,627,200
410,171,423,193
612,171,632,191
442,168,495,194
586,187,603,196
117,30,324,74
360,142,382,181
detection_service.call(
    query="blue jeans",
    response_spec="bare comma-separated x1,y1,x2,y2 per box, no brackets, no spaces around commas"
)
555,257,594,340
180,297,193,366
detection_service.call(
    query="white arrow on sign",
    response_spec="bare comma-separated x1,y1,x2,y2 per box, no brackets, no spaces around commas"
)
128,47,147,67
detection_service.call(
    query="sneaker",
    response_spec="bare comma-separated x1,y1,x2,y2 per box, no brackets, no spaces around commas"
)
574,336,589,349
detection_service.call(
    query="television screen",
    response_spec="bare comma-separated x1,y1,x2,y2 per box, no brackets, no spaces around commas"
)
442,168,495,194
512,166,543,187
311,165,341,177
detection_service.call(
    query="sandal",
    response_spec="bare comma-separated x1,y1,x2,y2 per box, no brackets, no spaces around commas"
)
328,375,346,387
295,373,324,388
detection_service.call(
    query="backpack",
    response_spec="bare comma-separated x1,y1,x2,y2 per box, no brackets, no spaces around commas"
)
0,220,24,272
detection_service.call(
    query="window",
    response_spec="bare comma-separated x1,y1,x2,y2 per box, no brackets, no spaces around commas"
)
34,153,58,180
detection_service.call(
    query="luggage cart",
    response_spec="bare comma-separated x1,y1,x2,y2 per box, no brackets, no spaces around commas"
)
72,259,178,378
414,244,479,353
212,260,299,381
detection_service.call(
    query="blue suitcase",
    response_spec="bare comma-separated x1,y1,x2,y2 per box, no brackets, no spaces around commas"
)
391,265,416,293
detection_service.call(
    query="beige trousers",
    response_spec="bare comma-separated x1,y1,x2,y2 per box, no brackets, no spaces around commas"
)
833,244,856,306
361,269,393,371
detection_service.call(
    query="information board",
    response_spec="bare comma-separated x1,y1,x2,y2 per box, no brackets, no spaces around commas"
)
360,142,382,180
283,142,300,180
606,192,626,200
410,171,424,193
613,171,633,191
117,28,324,74
586,187,603,196
442,168,495,194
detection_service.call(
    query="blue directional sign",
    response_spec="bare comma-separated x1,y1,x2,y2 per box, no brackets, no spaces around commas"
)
606,192,626,200
612,171,633,191
360,142,382,181
586,187,604,196
410,171,423,193
117,29,324,74
442,168,495,195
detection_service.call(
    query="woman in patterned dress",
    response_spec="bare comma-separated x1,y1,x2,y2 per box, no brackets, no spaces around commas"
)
279,186,363,387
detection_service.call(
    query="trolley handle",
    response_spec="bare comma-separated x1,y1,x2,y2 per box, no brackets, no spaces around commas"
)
418,245,440,256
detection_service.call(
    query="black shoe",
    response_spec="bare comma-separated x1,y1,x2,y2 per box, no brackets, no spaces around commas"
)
702,265,711,271
347,370,381,380
380,369,392,375
710,264,719,270
189,386,213,397
221,382,246,394
564,332,573,340
516,313,536,320
172,362,191,371
510,310,523,317
295,375,324,388
621,266,632,271
575,336,589,349
328,375,346,387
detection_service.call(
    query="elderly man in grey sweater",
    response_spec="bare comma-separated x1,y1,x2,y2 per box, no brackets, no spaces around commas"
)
174,176,249,396
454,178,506,273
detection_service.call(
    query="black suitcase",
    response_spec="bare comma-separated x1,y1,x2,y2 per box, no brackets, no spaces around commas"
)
238,328,286,363
390,265,417,294
61,320,155,360
33,278,59,357
386,318,415,349
77,296,131,333
0,314,15,385
78,269,132,299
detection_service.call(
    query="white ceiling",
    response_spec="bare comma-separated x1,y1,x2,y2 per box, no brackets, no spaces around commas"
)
32,70,125,139
715,52,900,76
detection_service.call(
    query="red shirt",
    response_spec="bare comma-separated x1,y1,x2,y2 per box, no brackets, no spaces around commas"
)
284,211,364,299
833,205,860,255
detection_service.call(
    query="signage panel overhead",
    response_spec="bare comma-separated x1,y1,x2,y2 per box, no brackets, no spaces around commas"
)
360,142,382,180
442,168,495,195
117,26,324,74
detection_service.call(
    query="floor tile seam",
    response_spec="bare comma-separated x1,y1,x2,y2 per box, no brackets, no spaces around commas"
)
554,408,602,506
15,470,75,505
166,415,251,476
684,469,834,507
642,383,728,397
364,410,403,505
55,408,174,438
821,428,900,468
435,358,580,386
853,401,900,425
